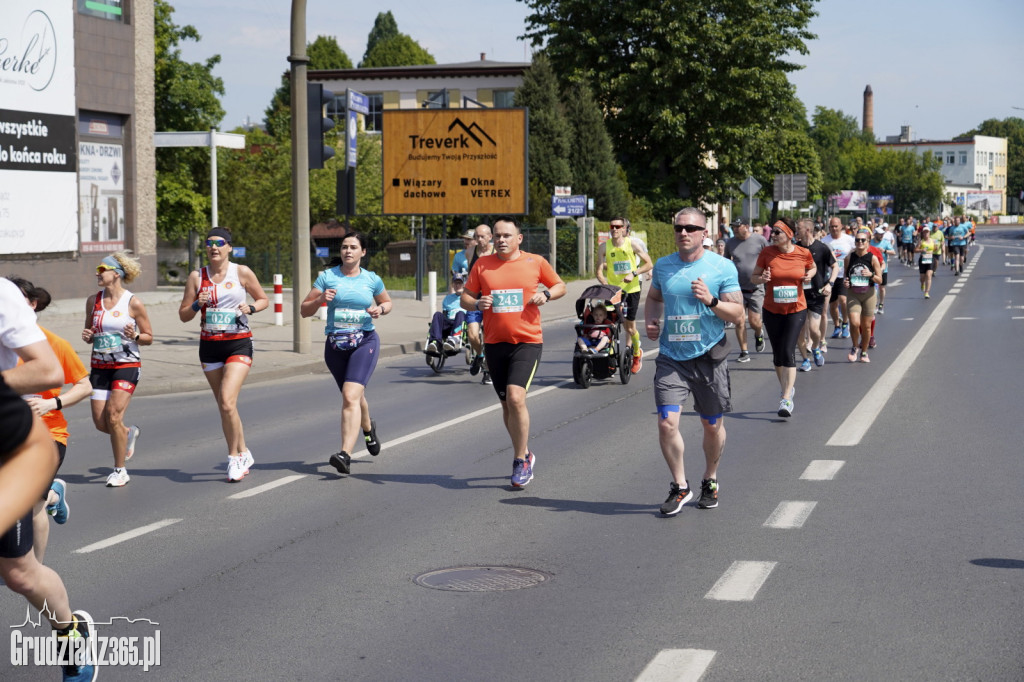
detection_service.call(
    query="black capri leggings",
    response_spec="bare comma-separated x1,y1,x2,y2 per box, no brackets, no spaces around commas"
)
762,308,808,368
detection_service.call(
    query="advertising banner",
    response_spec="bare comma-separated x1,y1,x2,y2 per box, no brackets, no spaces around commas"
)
832,190,868,211
78,142,125,253
966,191,1002,213
867,195,894,215
0,0,78,254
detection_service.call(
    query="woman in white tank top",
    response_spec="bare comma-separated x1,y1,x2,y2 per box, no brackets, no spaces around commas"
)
81,252,153,487
178,227,268,482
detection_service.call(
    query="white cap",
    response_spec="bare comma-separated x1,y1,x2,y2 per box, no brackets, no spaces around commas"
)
702,237,713,247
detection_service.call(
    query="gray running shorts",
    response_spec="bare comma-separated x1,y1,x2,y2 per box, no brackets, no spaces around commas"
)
654,353,732,416
741,288,764,315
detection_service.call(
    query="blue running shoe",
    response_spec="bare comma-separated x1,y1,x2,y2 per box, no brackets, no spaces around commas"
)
48,479,69,525
61,610,97,682
830,326,842,339
812,348,825,367
841,323,850,338
511,452,536,488
799,357,812,372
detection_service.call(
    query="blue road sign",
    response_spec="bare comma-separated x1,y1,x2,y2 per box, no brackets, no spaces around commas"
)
315,246,329,257
551,195,588,216
347,109,358,168
347,89,369,115
232,246,246,258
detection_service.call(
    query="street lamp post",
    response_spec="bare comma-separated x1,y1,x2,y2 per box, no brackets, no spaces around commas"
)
290,0,311,353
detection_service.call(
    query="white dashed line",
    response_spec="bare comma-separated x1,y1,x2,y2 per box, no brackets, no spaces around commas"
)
952,316,974,320
705,561,777,601
75,519,183,554
635,649,717,682
1005,262,1024,267
800,460,845,480
228,474,306,499
763,501,818,529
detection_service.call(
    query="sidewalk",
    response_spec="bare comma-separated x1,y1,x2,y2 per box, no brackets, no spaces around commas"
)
36,279,598,397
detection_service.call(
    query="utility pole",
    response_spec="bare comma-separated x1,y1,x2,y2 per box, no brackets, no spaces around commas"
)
289,0,310,354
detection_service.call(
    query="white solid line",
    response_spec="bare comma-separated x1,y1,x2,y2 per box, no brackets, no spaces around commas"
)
75,519,183,554
1013,317,1024,320
800,460,845,480
952,317,974,320
705,561,777,601
635,649,716,682
228,474,306,500
1005,262,1024,267
1005,277,1024,283
763,501,818,529
1006,252,1024,257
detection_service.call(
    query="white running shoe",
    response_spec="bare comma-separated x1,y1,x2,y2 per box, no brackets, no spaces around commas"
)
227,451,254,482
105,468,130,487
125,424,141,461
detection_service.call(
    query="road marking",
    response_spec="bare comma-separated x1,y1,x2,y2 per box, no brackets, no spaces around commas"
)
952,316,974,320
228,474,306,499
75,519,183,554
1006,262,1024,267
888,278,904,287
900,317,915,321
800,460,845,480
1006,252,1024,257
1013,317,1024,320
1005,277,1024,283
763,501,817,529
635,649,716,682
705,561,777,601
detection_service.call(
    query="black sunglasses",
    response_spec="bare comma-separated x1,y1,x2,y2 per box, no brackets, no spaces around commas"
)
770,230,784,237
674,224,705,233
855,238,868,243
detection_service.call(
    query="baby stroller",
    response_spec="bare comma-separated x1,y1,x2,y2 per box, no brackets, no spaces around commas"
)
572,284,633,388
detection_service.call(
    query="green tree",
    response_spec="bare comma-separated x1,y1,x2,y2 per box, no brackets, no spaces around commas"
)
514,54,573,225
154,0,225,240
362,11,400,65
809,106,872,195
264,36,353,139
360,33,435,68
850,144,944,216
521,0,817,215
563,80,629,219
959,117,1024,205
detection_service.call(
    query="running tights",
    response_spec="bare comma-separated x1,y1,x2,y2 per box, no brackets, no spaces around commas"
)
762,308,807,368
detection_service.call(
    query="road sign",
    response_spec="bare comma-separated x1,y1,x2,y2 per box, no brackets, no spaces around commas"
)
739,176,762,196
315,246,329,257
347,89,369,115
552,195,587,216
232,246,246,258
773,174,808,201
554,186,571,197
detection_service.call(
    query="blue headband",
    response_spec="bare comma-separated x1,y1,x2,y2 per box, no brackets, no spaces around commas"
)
100,255,125,277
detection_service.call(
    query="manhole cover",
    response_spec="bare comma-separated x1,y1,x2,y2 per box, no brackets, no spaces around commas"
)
413,566,550,592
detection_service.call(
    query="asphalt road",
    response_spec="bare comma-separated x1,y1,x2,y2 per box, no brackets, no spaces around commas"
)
3,232,1023,681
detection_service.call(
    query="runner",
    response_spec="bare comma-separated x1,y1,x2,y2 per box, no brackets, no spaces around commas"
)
645,208,742,514
596,216,653,374
869,225,896,316
301,232,392,475
916,225,937,299
844,230,884,363
822,217,855,340
0,277,97,682
462,216,566,488
795,219,837,372
949,216,970,275
450,228,476,275
465,224,495,378
749,217,815,417
723,217,767,362
82,252,152,488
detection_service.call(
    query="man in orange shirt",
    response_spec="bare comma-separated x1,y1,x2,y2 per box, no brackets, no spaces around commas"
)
463,216,566,488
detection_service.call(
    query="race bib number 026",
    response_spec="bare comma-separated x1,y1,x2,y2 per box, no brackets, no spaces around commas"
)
666,314,701,342
491,289,524,313
204,308,237,331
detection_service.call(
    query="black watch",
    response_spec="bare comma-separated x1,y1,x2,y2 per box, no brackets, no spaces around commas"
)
543,290,551,301
708,296,719,308
54,396,63,411
248,305,256,315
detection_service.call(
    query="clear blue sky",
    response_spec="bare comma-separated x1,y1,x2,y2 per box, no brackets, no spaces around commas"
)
174,0,1024,138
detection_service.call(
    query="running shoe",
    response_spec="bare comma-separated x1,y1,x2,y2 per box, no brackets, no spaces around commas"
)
659,481,693,516
227,451,254,482
125,424,141,461
925,292,930,299
820,340,828,353
848,348,858,363
631,348,644,374
778,398,794,418
812,348,825,367
755,335,766,353
736,351,751,363
469,354,483,376
105,468,129,487
482,370,492,385
859,353,871,363
697,478,719,509
329,450,351,474
868,335,877,349
511,452,536,488
364,420,381,456
48,478,69,525
830,326,842,339
60,610,96,682
799,357,812,372
426,340,441,357
841,323,850,338
442,337,458,354
877,303,884,314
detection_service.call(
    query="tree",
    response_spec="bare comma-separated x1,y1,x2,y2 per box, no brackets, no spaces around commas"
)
154,0,225,241
263,36,353,139
362,11,399,65
360,33,435,68
809,106,872,195
563,80,629,219
521,0,817,215
514,54,574,225
959,117,1024,206
849,144,944,216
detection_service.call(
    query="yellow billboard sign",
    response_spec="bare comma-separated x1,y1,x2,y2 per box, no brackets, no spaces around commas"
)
382,109,528,215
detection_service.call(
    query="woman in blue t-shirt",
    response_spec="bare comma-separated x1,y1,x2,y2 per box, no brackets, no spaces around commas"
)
300,233,392,475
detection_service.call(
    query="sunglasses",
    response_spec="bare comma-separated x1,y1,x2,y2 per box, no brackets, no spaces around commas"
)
674,224,705,233
855,238,868,243
610,224,626,230
96,264,117,274
206,238,229,248
771,230,785,237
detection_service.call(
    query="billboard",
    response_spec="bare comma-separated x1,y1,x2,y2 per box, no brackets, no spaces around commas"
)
966,191,1003,213
382,109,527,215
867,195,894,215
0,0,78,254
831,190,868,211
78,142,125,253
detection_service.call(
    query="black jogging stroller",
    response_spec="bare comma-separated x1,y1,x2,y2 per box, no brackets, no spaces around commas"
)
572,284,633,388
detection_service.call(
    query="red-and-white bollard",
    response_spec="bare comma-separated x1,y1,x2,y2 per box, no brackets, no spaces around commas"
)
273,274,284,326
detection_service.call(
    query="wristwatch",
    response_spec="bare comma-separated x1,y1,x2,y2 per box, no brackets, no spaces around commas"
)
543,290,552,301
708,296,719,308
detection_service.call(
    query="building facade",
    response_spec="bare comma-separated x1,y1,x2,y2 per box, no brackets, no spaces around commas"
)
0,0,156,298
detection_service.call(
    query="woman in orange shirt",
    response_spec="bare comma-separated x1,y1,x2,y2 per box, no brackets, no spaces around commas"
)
749,217,816,418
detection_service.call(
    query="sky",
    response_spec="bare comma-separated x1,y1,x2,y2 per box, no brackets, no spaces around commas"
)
173,0,1024,140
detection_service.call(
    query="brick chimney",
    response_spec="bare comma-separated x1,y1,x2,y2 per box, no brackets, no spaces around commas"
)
863,85,874,134
480,53,486,61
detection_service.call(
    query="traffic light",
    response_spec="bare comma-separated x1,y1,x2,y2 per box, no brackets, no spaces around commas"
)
307,83,335,169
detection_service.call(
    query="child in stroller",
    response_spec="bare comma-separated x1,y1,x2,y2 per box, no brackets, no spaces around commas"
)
576,303,613,355
572,284,633,388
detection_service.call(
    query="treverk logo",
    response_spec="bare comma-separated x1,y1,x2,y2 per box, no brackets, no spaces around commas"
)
408,118,496,150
